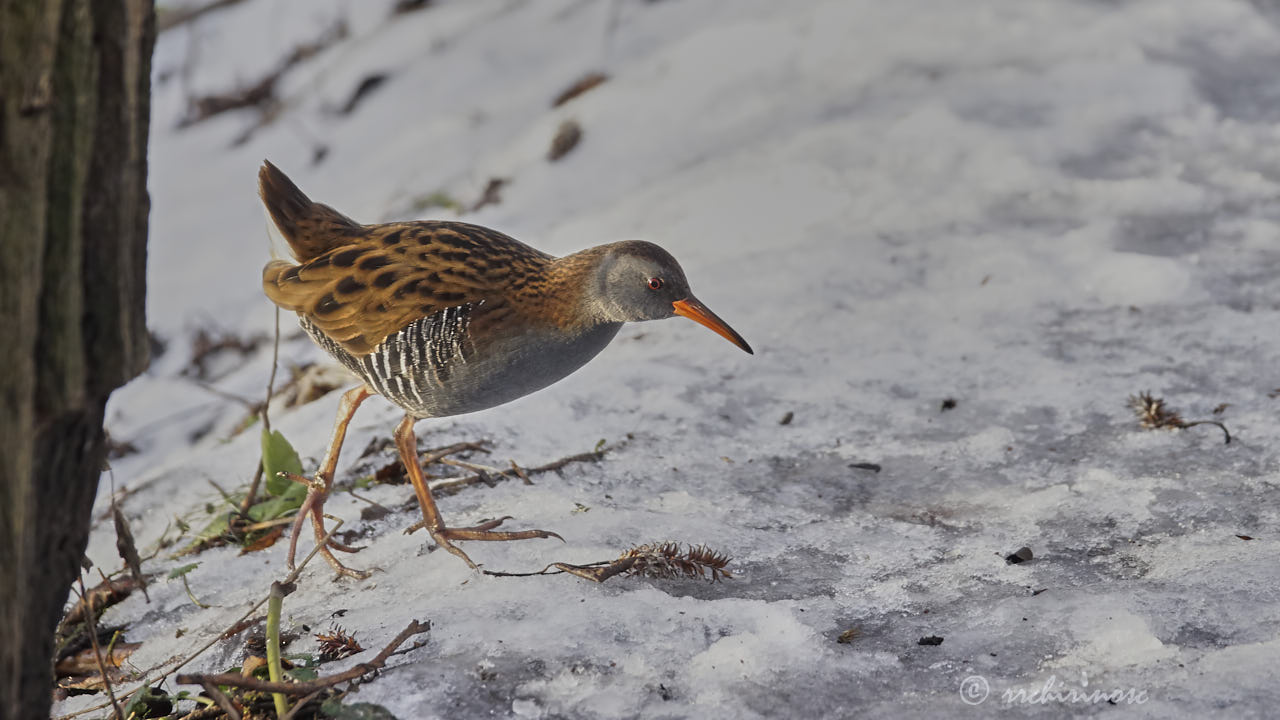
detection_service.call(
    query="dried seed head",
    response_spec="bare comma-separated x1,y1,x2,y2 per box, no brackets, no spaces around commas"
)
1129,391,1186,430
315,625,363,661
617,542,733,582
1128,391,1232,444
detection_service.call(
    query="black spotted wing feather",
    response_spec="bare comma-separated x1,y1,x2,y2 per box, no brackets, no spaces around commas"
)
263,222,551,355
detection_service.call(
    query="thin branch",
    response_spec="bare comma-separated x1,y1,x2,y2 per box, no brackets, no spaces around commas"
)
176,620,429,694
281,689,328,720
265,306,280,433
241,308,282,512
1181,419,1232,444
75,577,123,719
509,460,532,485
200,681,242,720
238,462,265,516
420,442,489,466
431,447,609,497
192,380,260,411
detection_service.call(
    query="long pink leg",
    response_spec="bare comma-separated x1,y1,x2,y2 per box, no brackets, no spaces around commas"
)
395,414,561,569
285,385,372,578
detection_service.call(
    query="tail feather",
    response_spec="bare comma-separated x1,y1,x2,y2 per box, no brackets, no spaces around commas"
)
258,160,362,262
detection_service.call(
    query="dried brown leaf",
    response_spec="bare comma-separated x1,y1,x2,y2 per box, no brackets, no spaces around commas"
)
548,119,583,161
113,502,149,602
552,71,609,107
239,525,285,555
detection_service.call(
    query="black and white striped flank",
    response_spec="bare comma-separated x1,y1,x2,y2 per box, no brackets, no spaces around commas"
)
299,302,479,415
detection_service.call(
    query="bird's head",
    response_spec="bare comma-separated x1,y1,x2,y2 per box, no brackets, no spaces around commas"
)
584,241,753,354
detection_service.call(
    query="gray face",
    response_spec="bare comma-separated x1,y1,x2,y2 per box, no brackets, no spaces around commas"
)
596,242,692,322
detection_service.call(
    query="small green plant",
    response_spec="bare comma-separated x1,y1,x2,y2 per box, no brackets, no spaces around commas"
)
167,562,210,608
179,427,309,556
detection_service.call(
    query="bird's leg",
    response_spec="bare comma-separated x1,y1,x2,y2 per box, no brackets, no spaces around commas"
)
286,384,372,579
394,414,562,569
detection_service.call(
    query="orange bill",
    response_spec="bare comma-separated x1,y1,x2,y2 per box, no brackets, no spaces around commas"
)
672,298,753,354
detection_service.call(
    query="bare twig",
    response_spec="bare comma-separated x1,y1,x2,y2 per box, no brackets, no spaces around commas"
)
265,307,280,433
509,460,532,485
241,309,283,512
281,689,328,720
239,516,298,533
431,447,609,497
192,380,260,411
439,457,503,475
75,577,123,719
347,490,390,513
200,681,242,720
176,620,429,694
1179,419,1232,444
419,442,489,467
238,462,265,516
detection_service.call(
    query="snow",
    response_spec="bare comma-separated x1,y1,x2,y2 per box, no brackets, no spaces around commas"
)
61,0,1280,717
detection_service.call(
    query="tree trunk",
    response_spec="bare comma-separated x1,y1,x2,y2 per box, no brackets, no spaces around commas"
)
0,0,154,717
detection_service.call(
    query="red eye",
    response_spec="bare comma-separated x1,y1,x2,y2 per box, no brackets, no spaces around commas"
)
647,277,664,290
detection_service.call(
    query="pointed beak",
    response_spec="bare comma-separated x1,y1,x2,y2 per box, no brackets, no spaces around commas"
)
672,297,753,354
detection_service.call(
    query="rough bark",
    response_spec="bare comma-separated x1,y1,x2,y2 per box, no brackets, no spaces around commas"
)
0,0,154,717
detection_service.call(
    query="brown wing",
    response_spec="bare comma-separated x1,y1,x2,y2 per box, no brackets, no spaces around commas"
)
263,221,552,355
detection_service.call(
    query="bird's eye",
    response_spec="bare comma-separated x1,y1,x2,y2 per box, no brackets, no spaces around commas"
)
647,277,664,291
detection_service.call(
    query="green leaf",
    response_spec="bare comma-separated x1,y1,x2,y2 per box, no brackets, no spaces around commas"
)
122,682,175,719
249,482,307,522
261,428,305,497
167,562,199,579
190,514,230,542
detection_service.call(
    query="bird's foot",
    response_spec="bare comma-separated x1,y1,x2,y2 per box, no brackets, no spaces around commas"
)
404,516,563,569
280,471,371,580
315,543,373,580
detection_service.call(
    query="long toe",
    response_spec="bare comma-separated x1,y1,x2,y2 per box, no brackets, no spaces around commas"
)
318,545,374,580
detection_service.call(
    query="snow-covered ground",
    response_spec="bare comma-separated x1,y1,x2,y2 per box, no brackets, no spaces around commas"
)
62,0,1280,717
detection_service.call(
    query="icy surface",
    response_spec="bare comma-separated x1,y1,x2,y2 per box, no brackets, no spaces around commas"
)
62,0,1280,717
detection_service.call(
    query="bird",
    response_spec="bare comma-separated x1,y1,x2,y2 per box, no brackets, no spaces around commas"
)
258,160,752,577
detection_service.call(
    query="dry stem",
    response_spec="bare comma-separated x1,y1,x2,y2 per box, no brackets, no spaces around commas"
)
175,620,429,694
75,577,123,719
